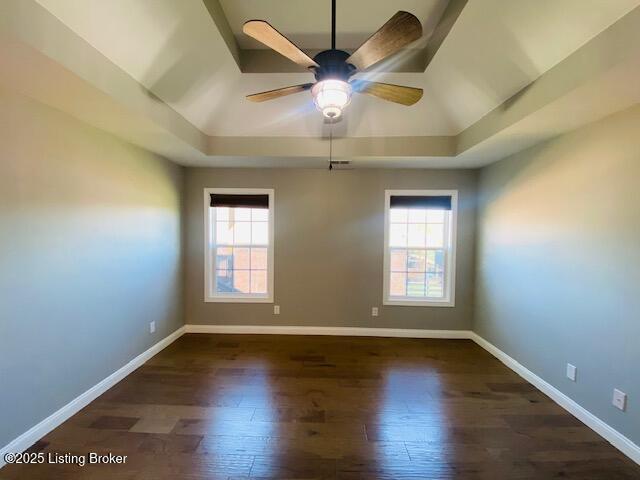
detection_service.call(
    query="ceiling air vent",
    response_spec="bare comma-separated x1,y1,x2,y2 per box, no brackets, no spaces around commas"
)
329,160,353,170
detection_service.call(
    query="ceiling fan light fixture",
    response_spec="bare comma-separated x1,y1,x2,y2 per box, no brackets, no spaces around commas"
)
311,79,352,119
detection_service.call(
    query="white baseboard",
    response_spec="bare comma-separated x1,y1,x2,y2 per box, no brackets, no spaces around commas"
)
184,324,473,339
0,326,185,469
470,332,640,466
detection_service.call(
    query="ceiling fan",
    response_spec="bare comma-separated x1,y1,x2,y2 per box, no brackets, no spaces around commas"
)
244,0,424,120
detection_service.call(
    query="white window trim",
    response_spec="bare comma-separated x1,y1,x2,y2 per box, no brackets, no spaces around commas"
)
203,188,275,303
382,189,457,307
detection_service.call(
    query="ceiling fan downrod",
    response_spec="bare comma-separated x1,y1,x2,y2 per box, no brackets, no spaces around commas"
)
331,0,336,50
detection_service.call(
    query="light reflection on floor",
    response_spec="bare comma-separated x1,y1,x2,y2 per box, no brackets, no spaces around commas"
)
369,367,452,477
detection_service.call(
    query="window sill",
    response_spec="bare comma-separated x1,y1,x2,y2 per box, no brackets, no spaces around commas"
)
383,298,455,307
205,296,273,304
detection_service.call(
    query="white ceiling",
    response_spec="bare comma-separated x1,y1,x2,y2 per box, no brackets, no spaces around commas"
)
34,0,640,139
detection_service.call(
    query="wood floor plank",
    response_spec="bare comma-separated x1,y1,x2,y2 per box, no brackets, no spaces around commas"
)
2,334,638,480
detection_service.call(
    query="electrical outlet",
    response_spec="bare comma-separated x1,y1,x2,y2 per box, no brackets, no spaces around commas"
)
612,389,627,411
371,307,379,317
149,321,156,334
566,363,577,382
273,305,280,315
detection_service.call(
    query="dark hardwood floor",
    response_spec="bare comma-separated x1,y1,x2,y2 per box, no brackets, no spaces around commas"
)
2,334,638,479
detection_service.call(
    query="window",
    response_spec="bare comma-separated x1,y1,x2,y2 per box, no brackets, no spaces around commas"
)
383,190,457,306
204,188,274,303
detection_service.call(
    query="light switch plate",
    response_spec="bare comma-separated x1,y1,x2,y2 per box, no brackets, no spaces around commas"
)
273,305,280,315
612,389,627,411
371,307,379,317
566,363,577,382
149,321,156,334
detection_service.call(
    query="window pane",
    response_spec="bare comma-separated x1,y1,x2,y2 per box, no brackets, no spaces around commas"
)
426,210,445,223
425,250,435,272
389,208,407,223
407,223,426,247
232,247,250,270
234,208,251,221
233,221,251,245
233,270,251,293
252,208,268,221
216,221,233,244
408,208,426,223
389,223,407,247
390,249,407,272
215,247,233,270
251,248,268,270
251,221,268,244
426,273,444,298
215,269,234,293
390,272,406,296
426,250,445,273
407,250,426,272
426,223,444,248
251,270,267,294
215,207,229,221
407,272,425,297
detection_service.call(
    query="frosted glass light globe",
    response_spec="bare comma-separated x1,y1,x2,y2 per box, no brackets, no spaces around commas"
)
311,79,352,119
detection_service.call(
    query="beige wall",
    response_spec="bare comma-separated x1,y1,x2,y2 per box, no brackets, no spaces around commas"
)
0,91,184,447
475,105,640,445
185,168,477,330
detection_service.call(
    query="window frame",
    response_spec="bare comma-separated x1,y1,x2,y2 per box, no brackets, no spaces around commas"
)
382,189,458,307
203,187,275,303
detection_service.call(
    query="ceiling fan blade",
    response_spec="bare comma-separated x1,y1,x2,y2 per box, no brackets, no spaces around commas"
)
352,80,423,106
243,20,319,69
246,83,314,102
347,12,422,71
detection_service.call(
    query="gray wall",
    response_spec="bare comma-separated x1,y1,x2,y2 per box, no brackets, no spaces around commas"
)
0,91,184,447
474,105,640,444
185,168,477,330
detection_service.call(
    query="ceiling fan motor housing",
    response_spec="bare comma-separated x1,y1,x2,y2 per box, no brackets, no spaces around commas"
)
312,49,356,82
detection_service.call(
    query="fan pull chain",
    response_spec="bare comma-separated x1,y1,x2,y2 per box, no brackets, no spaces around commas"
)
328,124,333,171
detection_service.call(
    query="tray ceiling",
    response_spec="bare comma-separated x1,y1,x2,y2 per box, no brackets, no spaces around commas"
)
34,0,640,138
1,0,637,168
